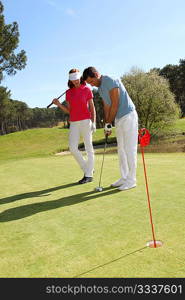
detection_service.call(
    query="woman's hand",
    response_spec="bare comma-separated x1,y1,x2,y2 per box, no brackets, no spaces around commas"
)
52,98,60,106
91,122,96,133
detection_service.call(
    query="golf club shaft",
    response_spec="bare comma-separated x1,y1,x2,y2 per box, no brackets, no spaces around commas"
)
98,134,108,187
47,91,66,109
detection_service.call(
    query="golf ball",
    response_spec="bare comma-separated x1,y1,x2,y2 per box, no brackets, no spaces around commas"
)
95,187,103,192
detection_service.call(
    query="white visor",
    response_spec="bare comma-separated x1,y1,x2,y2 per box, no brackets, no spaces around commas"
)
69,72,81,81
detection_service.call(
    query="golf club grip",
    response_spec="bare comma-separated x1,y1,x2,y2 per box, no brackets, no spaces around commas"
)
47,103,53,109
46,91,67,108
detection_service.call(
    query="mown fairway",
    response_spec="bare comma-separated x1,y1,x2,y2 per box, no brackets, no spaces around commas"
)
0,152,185,277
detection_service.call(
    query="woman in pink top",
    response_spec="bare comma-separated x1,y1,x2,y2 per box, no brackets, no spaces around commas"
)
52,68,96,184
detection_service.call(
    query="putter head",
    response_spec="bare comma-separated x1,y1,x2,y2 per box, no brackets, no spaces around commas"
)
95,187,103,192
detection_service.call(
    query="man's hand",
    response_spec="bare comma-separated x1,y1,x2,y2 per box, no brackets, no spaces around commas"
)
104,123,112,136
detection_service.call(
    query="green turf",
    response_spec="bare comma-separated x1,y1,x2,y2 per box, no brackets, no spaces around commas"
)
0,127,69,160
0,118,184,161
173,117,185,133
0,153,185,277
0,127,115,161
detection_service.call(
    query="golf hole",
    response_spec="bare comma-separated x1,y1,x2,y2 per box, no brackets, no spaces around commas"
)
146,240,163,248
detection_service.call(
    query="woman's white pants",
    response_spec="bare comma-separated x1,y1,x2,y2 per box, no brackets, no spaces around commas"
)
115,110,138,186
69,119,94,177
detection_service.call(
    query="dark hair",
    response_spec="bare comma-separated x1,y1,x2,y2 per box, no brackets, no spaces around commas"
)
82,67,98,80
68,68,85,89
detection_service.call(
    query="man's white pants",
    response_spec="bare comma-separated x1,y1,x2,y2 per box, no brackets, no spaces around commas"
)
69,119,94,177
115,110,138,186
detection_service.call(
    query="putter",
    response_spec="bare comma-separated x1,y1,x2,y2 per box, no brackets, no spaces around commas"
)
95,134,108,192
47,90,67,108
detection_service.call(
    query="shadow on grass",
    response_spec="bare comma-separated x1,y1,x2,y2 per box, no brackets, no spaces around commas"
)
0,183,78,205
73,246,148,278
0,186,120,222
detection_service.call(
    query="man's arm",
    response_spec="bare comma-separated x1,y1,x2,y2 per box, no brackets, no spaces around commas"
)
102,87,119,136
106,87,120,123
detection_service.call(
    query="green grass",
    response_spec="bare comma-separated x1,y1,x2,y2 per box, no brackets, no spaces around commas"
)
159,118,185,135
0,118,184,161
0,121,185,162
0,126,116,161
173,117,185,133
147,118,185,153
0,127,69,160
0,153,185,277
0,119,185,277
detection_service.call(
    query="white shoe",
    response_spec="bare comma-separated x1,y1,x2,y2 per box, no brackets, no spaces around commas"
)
118,183,136,191
111,178,125,187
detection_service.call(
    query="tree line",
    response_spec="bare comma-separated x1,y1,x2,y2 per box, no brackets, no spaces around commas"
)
0,0,184,135
0,87,69,134
151,59,185,117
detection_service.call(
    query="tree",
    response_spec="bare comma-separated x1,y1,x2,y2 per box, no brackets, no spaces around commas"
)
151,59,185,116
0,1,27,82
12,100,30,130
0,86,11,134
121,68,180,134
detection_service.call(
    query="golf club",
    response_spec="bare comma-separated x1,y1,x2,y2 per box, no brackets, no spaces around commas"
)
47,90,67,108
95,134,108,192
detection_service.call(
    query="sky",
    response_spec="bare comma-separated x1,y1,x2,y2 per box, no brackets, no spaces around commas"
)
1,0,185,108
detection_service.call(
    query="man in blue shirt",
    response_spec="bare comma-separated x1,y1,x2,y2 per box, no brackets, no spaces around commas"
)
83,66,138,190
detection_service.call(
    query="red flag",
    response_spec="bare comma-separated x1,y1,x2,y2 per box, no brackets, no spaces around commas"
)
138,128,151,147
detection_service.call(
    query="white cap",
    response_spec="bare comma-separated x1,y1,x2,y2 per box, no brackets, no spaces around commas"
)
69,72,81,81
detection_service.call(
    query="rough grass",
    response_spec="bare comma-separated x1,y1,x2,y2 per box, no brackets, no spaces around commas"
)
0,119,185,161
0,126,117,160
0,127,69,160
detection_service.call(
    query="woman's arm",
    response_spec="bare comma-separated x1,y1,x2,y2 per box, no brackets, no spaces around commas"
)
52,98,70,114
88,98,96,123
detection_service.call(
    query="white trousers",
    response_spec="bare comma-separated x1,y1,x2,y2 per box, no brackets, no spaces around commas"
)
69,119,94,177
115,110,138,186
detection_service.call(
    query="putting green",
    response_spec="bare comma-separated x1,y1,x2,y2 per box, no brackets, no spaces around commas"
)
0,153,185,277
